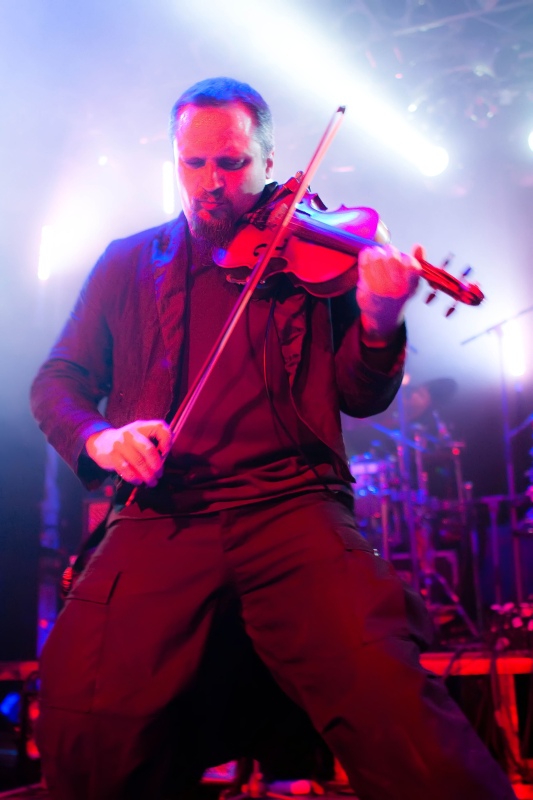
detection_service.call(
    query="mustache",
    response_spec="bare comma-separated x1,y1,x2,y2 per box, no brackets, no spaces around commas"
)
194,189,227,204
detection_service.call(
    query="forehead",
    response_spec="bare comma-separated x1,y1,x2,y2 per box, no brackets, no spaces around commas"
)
175,102,261,155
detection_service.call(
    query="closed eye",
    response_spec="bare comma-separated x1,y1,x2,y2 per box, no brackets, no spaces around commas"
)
217,157,248,171
183,158,205,169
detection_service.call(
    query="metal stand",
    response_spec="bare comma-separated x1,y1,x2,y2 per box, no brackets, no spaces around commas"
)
371,412,479,638
378,471,391,563
509,414,533,603
463,481,485,632
412,437,479,639
396,384,420,592
482,495,505,606
462,306,533,604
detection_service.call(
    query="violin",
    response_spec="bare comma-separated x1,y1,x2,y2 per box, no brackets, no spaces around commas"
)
214,178,484,309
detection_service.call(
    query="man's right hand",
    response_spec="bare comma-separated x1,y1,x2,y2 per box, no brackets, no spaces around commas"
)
85,420,172,487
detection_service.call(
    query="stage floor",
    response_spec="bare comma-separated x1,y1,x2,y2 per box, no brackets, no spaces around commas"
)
1,653,533,798
1,782,533,800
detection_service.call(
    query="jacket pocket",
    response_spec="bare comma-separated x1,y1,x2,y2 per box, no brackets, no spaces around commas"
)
39,572,120,713
334,519,375,553
69,570,120,604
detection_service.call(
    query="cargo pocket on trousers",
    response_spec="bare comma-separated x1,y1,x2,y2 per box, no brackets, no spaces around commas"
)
335,522,375,553
39,571,120,713
329,498,375,554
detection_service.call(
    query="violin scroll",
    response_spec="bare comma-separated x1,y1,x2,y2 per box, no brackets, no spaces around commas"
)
419,258,484,307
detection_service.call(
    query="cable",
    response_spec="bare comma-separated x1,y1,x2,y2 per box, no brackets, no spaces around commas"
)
262,285,345,502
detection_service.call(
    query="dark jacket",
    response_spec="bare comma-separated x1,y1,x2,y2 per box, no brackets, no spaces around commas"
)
30,214,405,489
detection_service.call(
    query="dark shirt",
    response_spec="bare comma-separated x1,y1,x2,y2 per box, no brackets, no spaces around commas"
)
159,255,350,514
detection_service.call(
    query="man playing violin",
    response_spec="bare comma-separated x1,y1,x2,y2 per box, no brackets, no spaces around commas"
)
31,77,516,800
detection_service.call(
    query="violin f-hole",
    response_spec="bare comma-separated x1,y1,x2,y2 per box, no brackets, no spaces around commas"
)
252,239,288,258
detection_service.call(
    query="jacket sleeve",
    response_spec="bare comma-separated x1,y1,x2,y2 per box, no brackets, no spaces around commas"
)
30,254,115,488
330,290,406,418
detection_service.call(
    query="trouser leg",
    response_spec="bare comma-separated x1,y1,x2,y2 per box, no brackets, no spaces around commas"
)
37,706,206,800
222,492,517,800
37,513,229,800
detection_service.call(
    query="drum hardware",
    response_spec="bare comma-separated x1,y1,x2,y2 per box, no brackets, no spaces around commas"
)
340,377,457,435
349,454,401,560
374,401,424,589
409,429,480,638
349,395,480,639
413,505,479,639
350,339,533,624
409,425,479,638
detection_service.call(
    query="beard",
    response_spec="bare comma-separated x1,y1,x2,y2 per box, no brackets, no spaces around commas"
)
188,196,237,246
189,213,234,247
189,213,235,265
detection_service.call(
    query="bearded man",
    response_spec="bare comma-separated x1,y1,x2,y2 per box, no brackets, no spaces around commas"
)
31,77,516,800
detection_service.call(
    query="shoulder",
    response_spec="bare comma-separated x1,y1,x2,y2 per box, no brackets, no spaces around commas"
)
103,215,186,263
87,215,187,285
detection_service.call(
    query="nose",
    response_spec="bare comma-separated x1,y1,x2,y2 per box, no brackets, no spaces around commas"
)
202,161,224,193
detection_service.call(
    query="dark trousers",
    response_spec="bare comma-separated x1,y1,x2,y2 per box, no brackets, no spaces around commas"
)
37,491,517,800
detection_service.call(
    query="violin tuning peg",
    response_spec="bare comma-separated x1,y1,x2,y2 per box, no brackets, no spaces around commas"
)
440,253,454,270
425,291,437,304
445,303,457,318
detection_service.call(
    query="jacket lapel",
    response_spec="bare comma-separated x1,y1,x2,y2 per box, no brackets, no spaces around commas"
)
151,214,190,414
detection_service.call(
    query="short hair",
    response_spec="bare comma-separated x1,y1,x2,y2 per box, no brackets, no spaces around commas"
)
169,77,274,160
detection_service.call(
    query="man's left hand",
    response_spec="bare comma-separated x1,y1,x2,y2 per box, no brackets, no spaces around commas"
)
357,244,423,347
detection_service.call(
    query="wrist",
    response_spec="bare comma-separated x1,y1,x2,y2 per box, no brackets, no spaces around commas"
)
360,312,404,348
85,427,113,461
84,432,101,461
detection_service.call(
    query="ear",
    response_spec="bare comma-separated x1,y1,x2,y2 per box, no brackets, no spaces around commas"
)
265,151,274,180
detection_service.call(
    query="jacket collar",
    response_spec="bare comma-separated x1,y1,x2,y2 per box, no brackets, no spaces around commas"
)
151,214,190,405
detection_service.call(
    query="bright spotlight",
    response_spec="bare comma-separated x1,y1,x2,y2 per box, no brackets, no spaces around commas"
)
417,145,449,177
162,161,175,215
38,225,54,281
528,130,533,152
36,201,103,277
179,0,450,175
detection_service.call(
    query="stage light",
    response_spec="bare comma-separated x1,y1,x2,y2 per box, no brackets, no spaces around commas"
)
417,145,449,177
0,692,19,723
162,160,175,215
178,0,450,175
38,225,54,281
528,130,533,152
98,155,109,166
36,191,111,276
